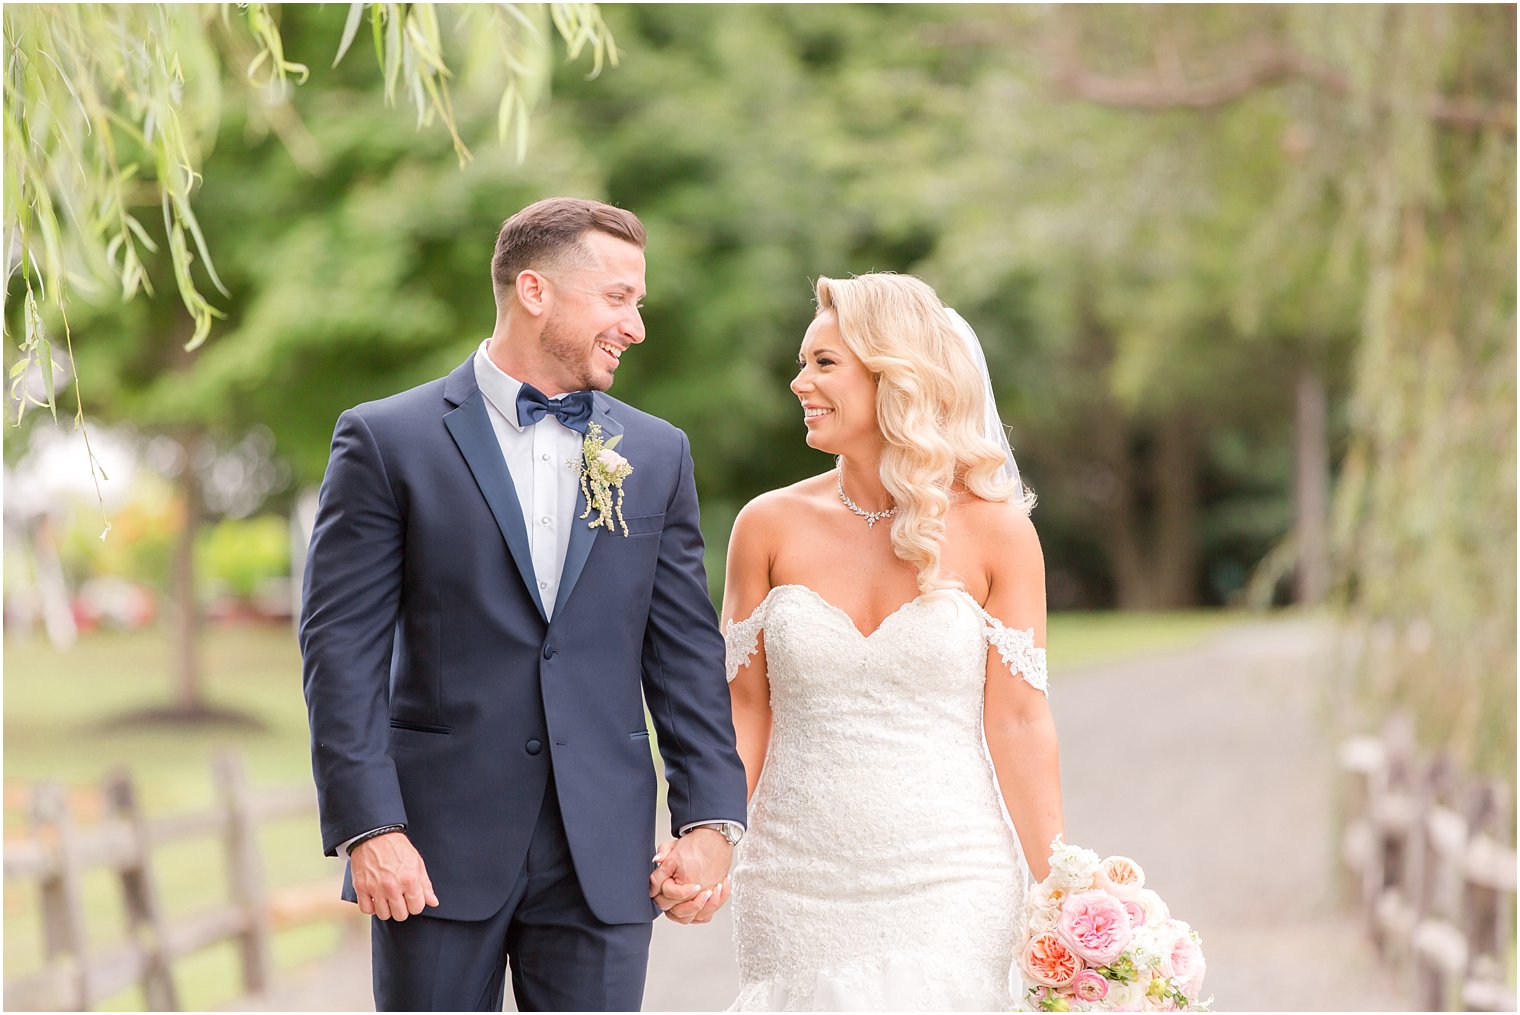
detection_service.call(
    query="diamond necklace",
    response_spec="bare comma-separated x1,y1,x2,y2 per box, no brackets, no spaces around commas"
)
836,468,897,530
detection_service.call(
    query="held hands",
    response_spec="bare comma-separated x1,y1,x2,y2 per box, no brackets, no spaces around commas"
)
649,828,733,924
350,831,440,921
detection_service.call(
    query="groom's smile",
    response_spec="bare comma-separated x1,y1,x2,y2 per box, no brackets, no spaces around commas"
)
536,231,647,394
595,338,626,366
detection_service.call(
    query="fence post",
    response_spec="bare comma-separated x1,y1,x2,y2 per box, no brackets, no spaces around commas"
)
1336,733,1385,901
1460,779,1518,1012
214,751,273,996
102,770,180,1011
1368,713,1417,962
32,781,90,1010
1409,754,1467,1011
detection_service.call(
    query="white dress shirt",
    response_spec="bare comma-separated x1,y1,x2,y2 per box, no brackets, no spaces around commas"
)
472,341,582,621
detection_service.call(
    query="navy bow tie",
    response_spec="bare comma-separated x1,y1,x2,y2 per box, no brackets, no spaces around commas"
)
515,383,594,434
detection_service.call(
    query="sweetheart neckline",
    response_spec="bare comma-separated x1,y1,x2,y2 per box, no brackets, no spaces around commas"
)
761,583,979,641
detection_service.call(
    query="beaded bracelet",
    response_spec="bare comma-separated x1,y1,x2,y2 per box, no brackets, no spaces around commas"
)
346,824,406,855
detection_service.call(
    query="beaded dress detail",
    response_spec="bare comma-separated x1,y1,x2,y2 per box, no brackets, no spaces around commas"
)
723,584,1047,1011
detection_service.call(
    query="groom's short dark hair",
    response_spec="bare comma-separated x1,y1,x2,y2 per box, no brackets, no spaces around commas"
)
492,198,647,304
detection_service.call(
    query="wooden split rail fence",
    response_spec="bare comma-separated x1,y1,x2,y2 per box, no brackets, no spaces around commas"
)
3,751,354,1011
1339,714,1518,1012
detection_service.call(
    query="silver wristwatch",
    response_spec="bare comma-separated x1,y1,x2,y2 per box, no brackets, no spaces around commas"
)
706,821,744,846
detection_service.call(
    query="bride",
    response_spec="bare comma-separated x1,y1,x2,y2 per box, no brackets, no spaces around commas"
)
722,273,1064,1011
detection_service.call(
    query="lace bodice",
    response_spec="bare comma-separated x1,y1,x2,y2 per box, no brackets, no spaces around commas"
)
724,584,1047,694
723,584,1043,1011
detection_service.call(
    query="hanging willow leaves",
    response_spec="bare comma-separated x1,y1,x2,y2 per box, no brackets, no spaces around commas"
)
2,2,617,487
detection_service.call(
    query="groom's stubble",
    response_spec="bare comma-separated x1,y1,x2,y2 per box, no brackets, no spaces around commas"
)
539,307,616,394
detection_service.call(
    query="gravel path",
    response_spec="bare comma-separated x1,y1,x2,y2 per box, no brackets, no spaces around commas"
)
236,616,1411,1012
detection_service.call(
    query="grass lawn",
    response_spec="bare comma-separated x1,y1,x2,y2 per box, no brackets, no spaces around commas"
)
1048,609,1244,672
3,607,1245,1008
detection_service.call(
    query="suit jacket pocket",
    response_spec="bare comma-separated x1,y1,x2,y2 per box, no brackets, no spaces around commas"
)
390,718,453,734
619,511,665,537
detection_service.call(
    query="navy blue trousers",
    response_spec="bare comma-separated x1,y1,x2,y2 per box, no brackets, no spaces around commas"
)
370,775,653,1011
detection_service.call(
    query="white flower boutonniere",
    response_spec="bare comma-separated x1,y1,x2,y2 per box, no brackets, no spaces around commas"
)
572,422,634,535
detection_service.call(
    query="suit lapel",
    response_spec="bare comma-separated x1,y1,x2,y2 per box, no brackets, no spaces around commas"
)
442,358,548,623
553,394,626,619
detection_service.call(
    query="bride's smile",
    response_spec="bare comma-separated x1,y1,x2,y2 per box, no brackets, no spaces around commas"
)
790,309,880,456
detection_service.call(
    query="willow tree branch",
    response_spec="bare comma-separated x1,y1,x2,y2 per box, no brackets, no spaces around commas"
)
1050,43,1516,135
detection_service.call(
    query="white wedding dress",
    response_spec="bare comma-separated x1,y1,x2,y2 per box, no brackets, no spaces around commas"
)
724,583,1049,1011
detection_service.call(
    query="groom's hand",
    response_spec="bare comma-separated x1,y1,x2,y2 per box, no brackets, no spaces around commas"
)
351,831,440,921
649,829,733,924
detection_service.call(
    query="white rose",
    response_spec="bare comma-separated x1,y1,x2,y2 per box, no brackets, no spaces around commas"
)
1133,889,1170,926
1105,982,1143,1010
1036,883,1071,909
597,448,628,471
1026,905,1060,933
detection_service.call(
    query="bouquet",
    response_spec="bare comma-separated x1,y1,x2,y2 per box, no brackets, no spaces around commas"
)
1018,837,1210,1012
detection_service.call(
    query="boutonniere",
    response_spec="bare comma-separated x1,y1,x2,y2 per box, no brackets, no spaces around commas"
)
573,422,634,535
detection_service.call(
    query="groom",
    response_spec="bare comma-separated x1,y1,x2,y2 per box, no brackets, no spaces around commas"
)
300,197,749,1011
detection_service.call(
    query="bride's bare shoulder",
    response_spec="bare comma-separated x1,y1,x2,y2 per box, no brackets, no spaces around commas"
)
728,473,835,576
957,495,1043,568
733,472,836,534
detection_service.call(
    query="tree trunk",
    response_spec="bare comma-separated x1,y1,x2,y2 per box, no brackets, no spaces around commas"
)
1294,368,1331,606
171,434,206,716
1095,418,1154,610
1152,412,1200,608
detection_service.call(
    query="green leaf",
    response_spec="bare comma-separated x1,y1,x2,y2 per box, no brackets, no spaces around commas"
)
370,3,385,68
334,1,366,67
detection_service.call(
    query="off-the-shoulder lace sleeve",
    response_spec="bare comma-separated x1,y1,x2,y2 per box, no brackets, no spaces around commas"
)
975,605,1048,697
724,594,773,683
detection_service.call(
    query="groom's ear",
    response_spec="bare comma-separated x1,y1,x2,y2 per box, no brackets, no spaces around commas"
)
515,269,551,317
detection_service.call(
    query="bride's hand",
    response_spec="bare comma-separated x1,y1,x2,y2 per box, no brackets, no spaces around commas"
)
650,833,734,924
653,872,729,924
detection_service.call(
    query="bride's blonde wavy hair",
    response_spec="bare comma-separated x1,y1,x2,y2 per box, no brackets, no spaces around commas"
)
815,273,1035,593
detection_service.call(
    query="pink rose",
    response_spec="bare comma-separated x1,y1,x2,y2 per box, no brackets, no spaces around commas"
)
1071,970,1109,1002
1163,926,1206,998
597,448,628,471
1123,900,1146,928
1022,932,1082,987
1056,890,1133,966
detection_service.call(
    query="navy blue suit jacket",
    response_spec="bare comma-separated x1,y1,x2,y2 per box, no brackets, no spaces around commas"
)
300,355,748,924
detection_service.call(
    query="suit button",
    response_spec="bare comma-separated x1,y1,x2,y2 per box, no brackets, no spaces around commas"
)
543,643,556,660
525,739,542,756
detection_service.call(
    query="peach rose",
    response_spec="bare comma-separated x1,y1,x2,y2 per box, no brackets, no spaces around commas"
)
1099,855,1145,897
1022,932,1082,987
1056,890,1133,966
